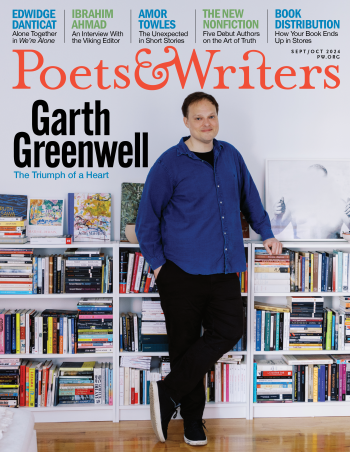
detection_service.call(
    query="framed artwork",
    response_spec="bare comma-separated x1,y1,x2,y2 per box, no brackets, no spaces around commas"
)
265,159,350,240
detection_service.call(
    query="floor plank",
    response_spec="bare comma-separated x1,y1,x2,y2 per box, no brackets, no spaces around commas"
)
35,417,350,451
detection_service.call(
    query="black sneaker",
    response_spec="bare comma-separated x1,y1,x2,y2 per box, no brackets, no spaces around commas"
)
149,380,179,442
184,419,208,446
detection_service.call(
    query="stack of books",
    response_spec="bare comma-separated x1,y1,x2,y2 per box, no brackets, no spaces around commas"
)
58,361,113,405
119,312,141,352
209,354,245,403
141,298,168,352
65,250,105,294
0,358,20,407
119,356,155,406
119,250,158,293
0,217,27,244
0,249,33,294
253,358,293,403
77,298,113,354
288,296,324,351
254,249,290,293
254,302,291,351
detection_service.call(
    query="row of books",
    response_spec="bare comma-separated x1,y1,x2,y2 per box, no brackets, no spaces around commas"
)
33,250,113,294
0,298,113,355
77,299,113,354
254,297,350,352
0,248,113,295
206,355,246,403
254,248,350,293
0,359,113,408
119,356,164,406
253,355,350,403
119,298,168,353
119,251,158,293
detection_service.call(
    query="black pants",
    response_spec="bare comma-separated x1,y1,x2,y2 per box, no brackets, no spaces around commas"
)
156,259,243,421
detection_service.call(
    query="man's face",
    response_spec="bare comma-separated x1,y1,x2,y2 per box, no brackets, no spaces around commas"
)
183,99,219,143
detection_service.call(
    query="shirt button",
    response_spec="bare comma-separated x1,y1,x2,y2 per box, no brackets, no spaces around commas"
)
225,248,227,251
224,232,226,234
222,216,224,219
220,201,222,204
217,185,219,187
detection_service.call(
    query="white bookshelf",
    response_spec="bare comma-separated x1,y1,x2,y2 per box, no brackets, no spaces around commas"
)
0,242,117,423
116,241,251,421
250,240,350,420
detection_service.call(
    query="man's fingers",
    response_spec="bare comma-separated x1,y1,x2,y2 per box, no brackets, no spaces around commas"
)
264,243,272,255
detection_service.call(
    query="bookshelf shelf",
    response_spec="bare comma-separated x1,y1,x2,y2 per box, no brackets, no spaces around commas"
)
0,243,117,249
119,293,160,297
255,292,350,297
116,241,251,422
253,350,347,355
20,405,114,423
16,353,113,359
0,293,113,299
119,351,169,356
253,401,350,419
0,242,118,423
250,240,350,420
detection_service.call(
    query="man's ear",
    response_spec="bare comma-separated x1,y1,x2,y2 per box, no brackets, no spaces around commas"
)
183,116,189,129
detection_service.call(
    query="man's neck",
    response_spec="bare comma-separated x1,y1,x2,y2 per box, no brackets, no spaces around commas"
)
185,136,213,153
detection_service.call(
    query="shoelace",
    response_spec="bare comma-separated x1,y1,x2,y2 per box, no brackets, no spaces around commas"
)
185,419,208,433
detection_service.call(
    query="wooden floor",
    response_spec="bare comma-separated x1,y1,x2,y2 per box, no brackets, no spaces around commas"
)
35,417,350,451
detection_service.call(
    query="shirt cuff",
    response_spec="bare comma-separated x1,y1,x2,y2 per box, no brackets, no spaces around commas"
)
260,229,275,242
148,255,167,271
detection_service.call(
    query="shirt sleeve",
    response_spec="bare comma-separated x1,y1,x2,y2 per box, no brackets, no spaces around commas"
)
135,160,174,270
237,151,275,241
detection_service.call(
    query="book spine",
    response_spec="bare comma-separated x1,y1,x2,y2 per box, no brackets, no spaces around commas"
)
256,310,261,352
16,312,20,354
33,256,38,294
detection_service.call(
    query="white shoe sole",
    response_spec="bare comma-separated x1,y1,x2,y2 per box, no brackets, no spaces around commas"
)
184,435,208,446
150,381,166,443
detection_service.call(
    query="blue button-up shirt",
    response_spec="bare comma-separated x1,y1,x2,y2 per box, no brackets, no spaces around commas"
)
135,137,274,275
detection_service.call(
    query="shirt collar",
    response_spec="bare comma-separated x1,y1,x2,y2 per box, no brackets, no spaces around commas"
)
176,136,222,158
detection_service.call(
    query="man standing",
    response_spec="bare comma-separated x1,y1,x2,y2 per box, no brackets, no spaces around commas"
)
135,92,282,446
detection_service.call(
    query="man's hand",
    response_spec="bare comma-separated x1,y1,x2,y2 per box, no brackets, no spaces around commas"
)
274,197,286,218
263,238,283,255
154,265,162,280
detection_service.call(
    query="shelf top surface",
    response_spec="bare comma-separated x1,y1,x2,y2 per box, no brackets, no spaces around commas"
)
0,293,114,298
0,242,117,249
254,292,350,297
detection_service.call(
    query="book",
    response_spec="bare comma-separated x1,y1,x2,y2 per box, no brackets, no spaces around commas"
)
29,236,72,245
68,193,111,242
0,195,27,219
27,199,64,237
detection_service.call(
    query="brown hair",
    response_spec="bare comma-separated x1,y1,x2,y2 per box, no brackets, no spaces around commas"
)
181,92,219,118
